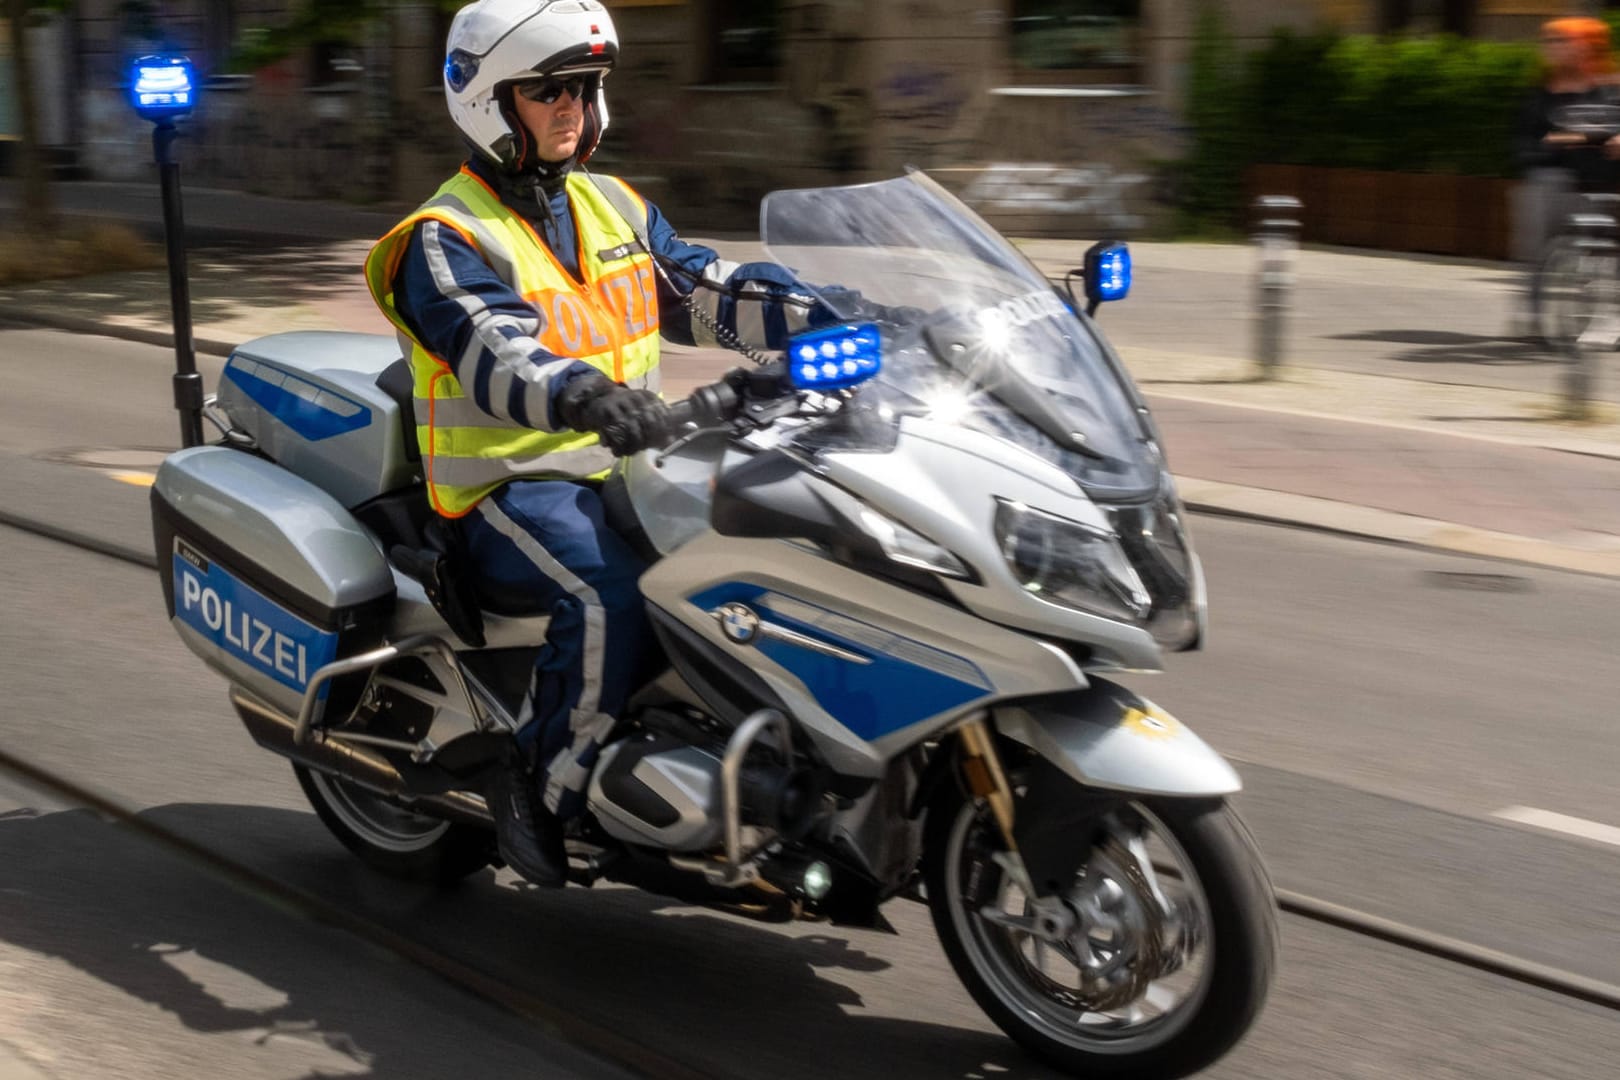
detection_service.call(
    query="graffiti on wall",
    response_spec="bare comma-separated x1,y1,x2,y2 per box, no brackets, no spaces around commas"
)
957,162,1149,231
1082,100,1188,144
878,65,967,130
874,62,981,169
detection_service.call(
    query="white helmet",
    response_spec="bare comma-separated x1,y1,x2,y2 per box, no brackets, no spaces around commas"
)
444,0,619,172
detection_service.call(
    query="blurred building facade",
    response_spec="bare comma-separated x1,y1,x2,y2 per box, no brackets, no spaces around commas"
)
0,0,1601,234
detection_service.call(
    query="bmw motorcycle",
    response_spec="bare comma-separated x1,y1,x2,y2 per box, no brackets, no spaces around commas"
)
151,170,1276,1078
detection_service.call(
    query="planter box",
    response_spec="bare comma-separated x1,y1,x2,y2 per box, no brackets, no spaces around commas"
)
1245,164,1515,261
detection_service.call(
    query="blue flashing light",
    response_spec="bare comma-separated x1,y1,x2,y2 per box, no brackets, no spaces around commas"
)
1081,241,1132,309
130,55,197,122
1091,243,1131,303
787,322,883,392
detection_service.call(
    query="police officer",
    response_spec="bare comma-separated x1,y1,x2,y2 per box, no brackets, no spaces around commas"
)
365,0,818,887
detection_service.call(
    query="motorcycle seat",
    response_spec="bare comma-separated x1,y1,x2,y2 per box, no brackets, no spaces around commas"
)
374,358,422,467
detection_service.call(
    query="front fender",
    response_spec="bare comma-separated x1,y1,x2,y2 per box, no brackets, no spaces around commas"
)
993,680,1242,797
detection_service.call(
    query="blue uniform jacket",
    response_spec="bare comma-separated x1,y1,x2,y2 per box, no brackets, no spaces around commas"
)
392,157,815,433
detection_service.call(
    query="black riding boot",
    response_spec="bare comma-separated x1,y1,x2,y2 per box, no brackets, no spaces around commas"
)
485,747,568,887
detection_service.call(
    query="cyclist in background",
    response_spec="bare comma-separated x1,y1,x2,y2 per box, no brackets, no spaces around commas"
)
1511,16,1620,337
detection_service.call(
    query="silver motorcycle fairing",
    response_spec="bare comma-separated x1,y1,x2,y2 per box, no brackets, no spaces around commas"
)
993,680,1242,797
618,433,729,556
818,416,1166,672
637,531,1086,779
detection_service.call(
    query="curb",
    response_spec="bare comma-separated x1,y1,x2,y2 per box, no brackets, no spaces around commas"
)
1118,345,1620,464
6,302,1614,578
1177,476,1620,580
1141,383,1620,465
45,201,394,250
0,305,237,358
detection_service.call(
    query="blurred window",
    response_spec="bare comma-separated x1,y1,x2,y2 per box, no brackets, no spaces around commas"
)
706,0,783,83
311,42,363,88
1378,1,1476,35
1011,0,1141,75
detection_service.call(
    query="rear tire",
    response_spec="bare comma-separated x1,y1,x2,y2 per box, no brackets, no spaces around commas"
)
924,785,1277,1079
294,764,494,884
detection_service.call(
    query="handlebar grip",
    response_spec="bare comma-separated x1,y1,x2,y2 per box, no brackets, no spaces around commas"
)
664,398,696,431
668,379,741,432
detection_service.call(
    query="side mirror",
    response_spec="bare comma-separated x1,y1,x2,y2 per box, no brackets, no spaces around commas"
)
1066,240,1132,317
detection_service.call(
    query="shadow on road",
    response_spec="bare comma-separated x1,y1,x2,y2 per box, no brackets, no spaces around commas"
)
1137,375,1266,386
1327,329,1551,367
0,803,588,1078
0,802,1066,1080
1424,414,1573,425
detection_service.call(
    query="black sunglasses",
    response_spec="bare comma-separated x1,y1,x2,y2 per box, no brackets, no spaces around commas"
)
516,75,590,105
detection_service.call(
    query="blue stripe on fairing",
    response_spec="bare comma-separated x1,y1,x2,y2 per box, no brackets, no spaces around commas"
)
688,583,991,742
224,357,372,442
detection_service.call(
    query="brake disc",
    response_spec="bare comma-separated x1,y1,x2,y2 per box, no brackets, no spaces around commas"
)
1063,840,1169,1012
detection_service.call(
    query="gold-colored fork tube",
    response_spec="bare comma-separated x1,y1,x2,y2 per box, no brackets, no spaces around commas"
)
958,715,1018,851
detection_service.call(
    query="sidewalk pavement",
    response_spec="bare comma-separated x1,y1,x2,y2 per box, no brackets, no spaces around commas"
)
4,180,1619,578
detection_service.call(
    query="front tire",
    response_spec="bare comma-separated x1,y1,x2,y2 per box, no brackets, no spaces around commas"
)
294,764,494,884
924,785,1277,1079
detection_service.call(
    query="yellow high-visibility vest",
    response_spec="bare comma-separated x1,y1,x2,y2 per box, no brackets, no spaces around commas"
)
365,167,661,517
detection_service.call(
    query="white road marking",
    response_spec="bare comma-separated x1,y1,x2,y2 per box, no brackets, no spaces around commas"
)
1494,806,1620,847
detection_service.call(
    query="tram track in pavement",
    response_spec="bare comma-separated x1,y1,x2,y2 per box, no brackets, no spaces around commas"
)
1,507,1616,1080
0,742,723,1080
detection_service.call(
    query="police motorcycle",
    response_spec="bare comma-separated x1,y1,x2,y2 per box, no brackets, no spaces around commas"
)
151,170,1276,1079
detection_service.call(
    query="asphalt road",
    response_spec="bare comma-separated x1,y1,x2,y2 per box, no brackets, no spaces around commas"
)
0,326,1616,1078
0,772,632,1080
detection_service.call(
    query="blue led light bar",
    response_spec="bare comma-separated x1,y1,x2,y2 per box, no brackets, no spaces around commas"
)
787,322,883,392
130,55,197,121
1086,242,1132,305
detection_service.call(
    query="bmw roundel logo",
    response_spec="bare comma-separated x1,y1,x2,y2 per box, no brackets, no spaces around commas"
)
716,603,761,644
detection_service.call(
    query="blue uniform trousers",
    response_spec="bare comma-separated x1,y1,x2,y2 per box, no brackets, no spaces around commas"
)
460,480,654,818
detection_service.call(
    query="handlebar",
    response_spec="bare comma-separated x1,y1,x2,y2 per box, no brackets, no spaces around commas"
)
655,360,802,452
665,378,742,432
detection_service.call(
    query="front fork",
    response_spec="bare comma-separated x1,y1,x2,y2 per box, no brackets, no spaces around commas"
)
956,715,1044,899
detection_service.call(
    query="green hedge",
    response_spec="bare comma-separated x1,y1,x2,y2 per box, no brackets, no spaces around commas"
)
1185,12,1543,226
1242,30,1540,175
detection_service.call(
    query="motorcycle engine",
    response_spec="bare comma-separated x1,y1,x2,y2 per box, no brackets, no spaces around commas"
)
586,731,821,853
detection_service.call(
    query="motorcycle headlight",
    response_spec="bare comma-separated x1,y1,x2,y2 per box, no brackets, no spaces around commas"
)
995,499,1151,623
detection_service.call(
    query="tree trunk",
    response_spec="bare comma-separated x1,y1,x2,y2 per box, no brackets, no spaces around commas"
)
7,0,56,229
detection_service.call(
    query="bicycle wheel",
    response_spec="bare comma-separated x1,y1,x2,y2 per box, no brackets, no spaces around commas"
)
1533,236,1606,348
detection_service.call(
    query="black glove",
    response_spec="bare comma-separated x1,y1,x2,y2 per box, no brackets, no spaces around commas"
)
869,303,931,329
556,372,670,456
811,286,930,330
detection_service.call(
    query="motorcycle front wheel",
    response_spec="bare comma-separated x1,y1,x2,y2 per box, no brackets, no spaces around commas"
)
294,764,494,884
923,785,1277,1079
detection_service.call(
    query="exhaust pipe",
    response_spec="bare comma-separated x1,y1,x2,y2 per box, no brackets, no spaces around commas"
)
230,688,492,829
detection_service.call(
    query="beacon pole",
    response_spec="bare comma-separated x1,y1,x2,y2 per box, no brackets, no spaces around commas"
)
130,55,203,448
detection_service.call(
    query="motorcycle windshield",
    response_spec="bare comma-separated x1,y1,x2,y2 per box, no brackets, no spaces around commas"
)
761,171,1159,498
